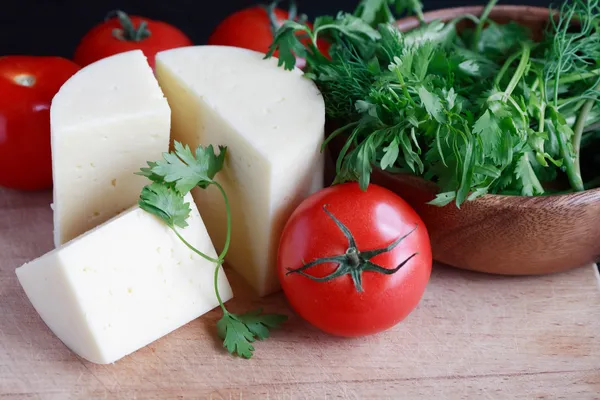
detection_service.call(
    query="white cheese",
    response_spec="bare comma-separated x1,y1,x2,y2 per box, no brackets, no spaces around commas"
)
15,194,232,365
50,49,171,247
155,45,325,296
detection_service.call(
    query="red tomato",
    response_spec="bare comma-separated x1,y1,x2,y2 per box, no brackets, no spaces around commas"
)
73,10,193,69
277,183,432,337
0,56,81,191
208,4,330,69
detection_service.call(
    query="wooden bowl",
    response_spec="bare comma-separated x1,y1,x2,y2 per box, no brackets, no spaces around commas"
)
326,5,600,275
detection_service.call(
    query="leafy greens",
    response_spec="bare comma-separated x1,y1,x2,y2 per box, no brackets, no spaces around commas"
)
267,0,600,207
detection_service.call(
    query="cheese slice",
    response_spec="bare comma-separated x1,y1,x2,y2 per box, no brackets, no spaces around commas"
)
50,49,171,247
155,45,325,296
15,194,232,365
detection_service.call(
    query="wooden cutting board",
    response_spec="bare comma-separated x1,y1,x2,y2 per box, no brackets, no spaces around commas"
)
1,187,599,399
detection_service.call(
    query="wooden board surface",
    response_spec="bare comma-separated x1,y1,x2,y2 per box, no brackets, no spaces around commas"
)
1,188,599,399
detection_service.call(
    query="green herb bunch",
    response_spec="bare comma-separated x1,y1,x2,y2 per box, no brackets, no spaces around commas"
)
137,142,287,358
267,0,600,207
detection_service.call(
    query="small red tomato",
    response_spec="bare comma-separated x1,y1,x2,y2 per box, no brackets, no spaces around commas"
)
277,183,432,337
73,10,193,69
0,56,81,191
208,3,330,69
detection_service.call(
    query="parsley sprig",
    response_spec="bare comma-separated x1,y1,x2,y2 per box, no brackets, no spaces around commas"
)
267,0,600,207
137,141,287,359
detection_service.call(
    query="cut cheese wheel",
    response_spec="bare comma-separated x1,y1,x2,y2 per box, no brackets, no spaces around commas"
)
15,193,232,365
155,45,325,296
50,49,171,247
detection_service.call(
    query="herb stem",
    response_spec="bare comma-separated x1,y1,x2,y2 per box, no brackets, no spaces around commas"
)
538,76,546,134
213,181,231,261
472,0,499,51
555,68,600,85
572,81,600,181
502,43,531,102
172,228,220,264
551,111,585,192
494,50,521,88
395,69,417,107
214,262,229,314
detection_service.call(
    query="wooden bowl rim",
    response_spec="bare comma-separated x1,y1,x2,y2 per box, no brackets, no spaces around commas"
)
395,5,554,31
379,4,600,208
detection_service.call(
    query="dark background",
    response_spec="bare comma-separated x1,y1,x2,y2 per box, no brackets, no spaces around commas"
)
1,0,551,58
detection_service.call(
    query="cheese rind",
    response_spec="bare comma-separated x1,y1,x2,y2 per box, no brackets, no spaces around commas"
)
155,45,325,296
15,194,232,365
50,49,171,247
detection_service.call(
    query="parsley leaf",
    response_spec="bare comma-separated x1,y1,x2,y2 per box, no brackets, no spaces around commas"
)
138,183,191,229
138,141,226,194
236,309,288,340
217,310,287,359
418,86,445,123
265,20,309,70
515,153,544,196
472,110,502,160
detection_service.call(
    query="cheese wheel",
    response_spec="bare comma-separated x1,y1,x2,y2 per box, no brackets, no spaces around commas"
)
155,45,325,296
50,50,171,246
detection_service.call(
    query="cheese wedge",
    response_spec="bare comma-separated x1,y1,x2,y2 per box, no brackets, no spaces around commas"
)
50,49,171,247
15,194,232,365
155,45,325,296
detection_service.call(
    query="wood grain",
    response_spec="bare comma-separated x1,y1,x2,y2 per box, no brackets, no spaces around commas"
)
1,188,600,399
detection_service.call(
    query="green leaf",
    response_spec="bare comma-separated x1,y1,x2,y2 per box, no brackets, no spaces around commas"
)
217,314,256,359
236,309,288,340
144,142,227,194
265,21,310,70
477,21,531,56
381,136,399,170
418,86,446,123
328,13,382,42
399,129,424,174
428,191,456,207
473,110,502,161
354,0,388,25
138,183,191,229
455,129,475,207
216,310,287,359
515,153,544,196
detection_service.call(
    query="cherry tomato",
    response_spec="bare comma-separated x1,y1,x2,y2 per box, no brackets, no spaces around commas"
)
208,2,330,69
0,56,81,191
277,183,432,337
73,10,193,70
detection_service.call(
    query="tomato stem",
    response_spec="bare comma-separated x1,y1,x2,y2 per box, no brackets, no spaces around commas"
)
285,205,418,292
106,10,151,42
346,248,360,267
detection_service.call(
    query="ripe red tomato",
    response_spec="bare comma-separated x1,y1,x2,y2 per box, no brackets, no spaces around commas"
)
73,10,193,70
277,183,432,337
0,56,81,191
208,4,330,69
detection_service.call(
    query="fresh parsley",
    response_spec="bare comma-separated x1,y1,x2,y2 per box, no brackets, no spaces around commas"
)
267,0,600,207
138,141,287,359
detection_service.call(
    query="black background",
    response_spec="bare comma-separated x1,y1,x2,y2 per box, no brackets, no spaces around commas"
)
1,0,551,58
